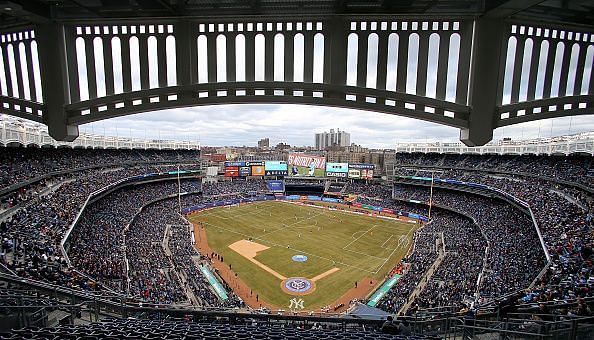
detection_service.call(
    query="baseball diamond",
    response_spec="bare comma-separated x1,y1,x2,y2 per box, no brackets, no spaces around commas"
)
189,200,418,310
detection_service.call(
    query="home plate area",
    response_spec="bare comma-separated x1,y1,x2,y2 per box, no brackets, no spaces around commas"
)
229,239,339,296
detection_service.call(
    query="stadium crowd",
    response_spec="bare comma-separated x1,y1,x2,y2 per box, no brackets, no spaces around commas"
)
0,147,201,190
0,166,183,291
201,179,266,196
352,180,547,313
391,160,593,305
67,178,251,307
0,146,592,319
391,153,592,186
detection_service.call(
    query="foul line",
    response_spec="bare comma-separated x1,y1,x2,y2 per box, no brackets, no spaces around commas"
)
311,268,340,282
229,240,286,280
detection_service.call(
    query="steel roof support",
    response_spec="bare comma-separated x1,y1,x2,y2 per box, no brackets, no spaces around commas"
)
460,18,505,147
37,23,79,141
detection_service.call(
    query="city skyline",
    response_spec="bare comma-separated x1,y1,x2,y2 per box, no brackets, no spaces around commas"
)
315,128,351,150
76,104,594,148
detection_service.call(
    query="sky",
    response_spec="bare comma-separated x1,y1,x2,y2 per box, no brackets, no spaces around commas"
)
80,104,594,148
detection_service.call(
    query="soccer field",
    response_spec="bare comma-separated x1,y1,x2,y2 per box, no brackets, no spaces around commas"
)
187,200,418,310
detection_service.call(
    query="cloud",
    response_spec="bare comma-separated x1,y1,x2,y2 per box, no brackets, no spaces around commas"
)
81,104,594,148
54,27,594,148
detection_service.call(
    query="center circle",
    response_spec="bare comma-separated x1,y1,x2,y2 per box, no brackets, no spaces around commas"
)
292,254,308,262
281,277,315,295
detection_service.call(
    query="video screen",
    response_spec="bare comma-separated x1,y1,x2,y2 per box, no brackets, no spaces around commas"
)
348,163,375,179
288,153,326,177
264,161,288,176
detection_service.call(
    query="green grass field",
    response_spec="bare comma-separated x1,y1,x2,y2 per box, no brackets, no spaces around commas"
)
187,201,417,310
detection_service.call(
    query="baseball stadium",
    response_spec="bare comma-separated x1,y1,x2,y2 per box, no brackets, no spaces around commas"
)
1,1,594,339
189,199,418,310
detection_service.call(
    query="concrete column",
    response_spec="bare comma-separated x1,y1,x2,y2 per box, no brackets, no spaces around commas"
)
175,20,197,102
325,17,348,99
37,23,79,141
460,19,505,147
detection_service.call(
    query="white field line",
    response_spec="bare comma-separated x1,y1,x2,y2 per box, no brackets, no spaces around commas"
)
343,224,377,250
196,200,416,275
200,220,377,274
341,247,387,261
372,224,419,274
381,235,394,249
259,209,327,237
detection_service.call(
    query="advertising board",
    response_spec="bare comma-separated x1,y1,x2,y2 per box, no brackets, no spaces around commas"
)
251,165,265,176
224,166,239,177
239,166,251,177
326,162,349,178
266,180,285,192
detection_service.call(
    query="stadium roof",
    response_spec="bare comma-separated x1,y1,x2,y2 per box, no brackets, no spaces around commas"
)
0,0,593,29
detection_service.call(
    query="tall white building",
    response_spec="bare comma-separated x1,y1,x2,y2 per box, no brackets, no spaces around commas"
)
315,128,351,150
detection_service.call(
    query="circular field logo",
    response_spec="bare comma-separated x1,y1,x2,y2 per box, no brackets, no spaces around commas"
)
281,277,315,295
291,254,308,262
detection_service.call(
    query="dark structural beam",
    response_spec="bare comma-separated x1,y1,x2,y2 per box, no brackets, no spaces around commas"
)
37,23,79,141
460,18,506,147
484,0,548,18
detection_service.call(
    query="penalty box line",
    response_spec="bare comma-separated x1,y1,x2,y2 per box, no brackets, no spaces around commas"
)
199,220,378,274
227,201,330,235
341,227,400,262
372,223,418,275
259,209,328,237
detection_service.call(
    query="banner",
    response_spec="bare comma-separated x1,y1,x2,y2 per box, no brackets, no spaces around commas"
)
349,163,375,170
288,153,326,177
224,161,246,167
348,164,375,179
367,274,401,307
199,266,229,301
